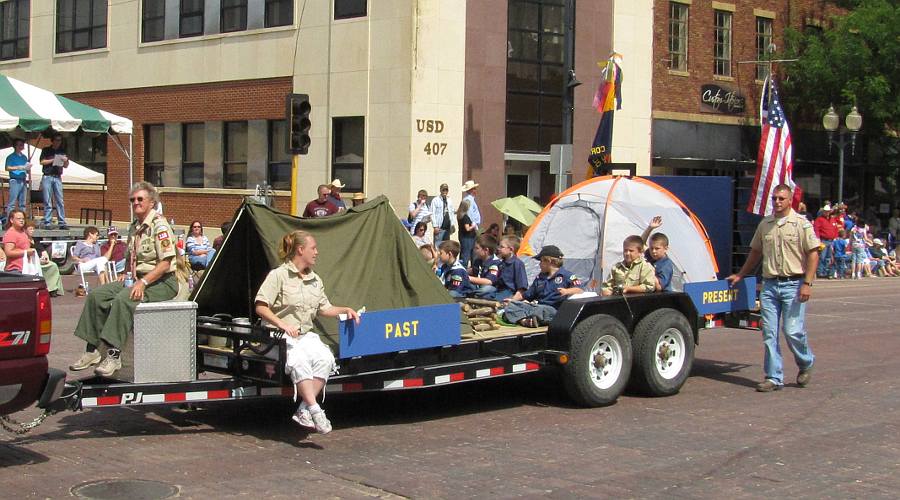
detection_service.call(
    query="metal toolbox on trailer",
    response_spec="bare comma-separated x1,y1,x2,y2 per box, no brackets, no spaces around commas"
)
118,301,197,383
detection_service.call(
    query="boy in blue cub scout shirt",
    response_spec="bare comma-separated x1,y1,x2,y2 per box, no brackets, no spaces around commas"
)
438,240,474,299
641,215,680,291
494,235,529,300
469,234,502,298
502,245,583,328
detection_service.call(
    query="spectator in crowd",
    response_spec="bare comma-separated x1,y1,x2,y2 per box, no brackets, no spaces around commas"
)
73,226,110,285
39,133,70,229
101,226,126,274
457,199,477,267
328,179,346,211
469,234,501,298
411,221,429,248
213,221,231,251
888,208,900,246
640,216,679,292
494,235,528,300
2,210,34,273
25,221,63,296
869,239,896,277
461,180,481,232
485,223,501,241
430,183,456,244
418,243,438,275
408,189,432,235
502,245,583,328
832,229,850,279
303,185,339,218
850,220,870,279
4,139,30,226
601,235,657,296
352,192,366,207
813,204,839,278
186,220,216,269
437,240,473,299
0,246,5,270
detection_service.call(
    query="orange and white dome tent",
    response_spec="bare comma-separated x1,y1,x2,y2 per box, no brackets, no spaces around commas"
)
520,176,718,290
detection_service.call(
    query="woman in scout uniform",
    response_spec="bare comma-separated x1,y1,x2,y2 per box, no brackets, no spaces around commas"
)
255,230,360,435
69,182,179,377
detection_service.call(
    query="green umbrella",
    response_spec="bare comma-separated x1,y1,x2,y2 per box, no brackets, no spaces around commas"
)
491,198,537,226
512,195,544,214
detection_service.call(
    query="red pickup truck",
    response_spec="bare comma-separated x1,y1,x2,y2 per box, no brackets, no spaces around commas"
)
0,272,66,416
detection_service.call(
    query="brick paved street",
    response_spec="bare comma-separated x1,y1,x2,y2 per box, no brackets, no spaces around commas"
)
2,275,898,498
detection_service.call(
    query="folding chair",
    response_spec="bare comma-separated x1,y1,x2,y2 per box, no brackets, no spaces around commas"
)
71,246,89,291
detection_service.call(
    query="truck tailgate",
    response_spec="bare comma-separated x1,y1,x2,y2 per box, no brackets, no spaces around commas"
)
0,276,46,361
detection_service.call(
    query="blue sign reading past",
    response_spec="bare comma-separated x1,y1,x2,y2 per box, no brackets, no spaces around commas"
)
683,278,756,316
338,303,461,358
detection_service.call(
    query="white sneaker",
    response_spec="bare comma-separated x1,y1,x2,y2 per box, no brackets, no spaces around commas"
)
291,408,314,429
310,409,332,434
69,350,101,371
94,352,122,377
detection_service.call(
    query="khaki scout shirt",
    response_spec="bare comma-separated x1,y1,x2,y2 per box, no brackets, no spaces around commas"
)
601,257,656,293
125,209,176,277
255,262,333,332
750,209,820,279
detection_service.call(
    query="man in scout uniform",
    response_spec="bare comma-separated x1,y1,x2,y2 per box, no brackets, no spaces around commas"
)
600,235,657,296
69,182,179,377
727,183,819,392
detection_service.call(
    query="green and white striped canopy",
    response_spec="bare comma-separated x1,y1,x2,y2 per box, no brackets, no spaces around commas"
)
0,76,132,135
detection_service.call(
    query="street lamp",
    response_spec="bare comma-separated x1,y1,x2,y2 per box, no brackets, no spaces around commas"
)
822,104,862,204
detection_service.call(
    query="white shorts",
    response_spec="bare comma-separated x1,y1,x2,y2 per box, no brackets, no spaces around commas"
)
78,257,109,275
285,332,336,384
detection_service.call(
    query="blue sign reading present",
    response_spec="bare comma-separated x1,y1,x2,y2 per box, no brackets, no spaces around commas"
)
683,278,756,316
338,303,461,358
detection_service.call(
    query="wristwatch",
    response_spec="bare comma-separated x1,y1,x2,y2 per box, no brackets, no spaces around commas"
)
803,281,813,287
140,278,150,286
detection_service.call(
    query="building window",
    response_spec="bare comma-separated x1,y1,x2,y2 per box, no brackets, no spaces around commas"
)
756,17,773,81
220,0,247,33
668,2,688,72
332,117,364,193
265,0,292,27
0,0,30,61
144,124,164,186
268,120,291,191
223,121,247,188
142,0,165,43
68,134,107,175
180,0,204,37
56,0,107,53
182,123,204,187
505,0,565,153
714,10,732,77
334,0,366,20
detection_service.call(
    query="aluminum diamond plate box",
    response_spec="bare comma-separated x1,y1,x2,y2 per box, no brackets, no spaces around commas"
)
119,301,197,383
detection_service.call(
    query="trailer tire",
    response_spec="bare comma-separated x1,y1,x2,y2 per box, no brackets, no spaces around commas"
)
629,308,694,396
563,314,632,407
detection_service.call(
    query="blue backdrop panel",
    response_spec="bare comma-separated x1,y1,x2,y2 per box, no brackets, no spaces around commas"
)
339,304,461,358
684,278,756,316
646,176,733,278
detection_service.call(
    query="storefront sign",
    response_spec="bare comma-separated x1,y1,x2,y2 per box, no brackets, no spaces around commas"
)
700,84,746,115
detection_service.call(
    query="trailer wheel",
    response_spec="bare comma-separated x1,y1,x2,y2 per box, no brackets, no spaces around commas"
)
629,308,694,396
563,314,632,407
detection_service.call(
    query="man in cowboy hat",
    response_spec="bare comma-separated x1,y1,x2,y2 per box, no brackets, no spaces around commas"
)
351,192,366,207
461,180,481,230
328,179,346,211
813,203,838,278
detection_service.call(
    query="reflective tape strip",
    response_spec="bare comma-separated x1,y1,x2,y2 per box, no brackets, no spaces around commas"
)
141,394,165,403
512,363,539,373
383,380,404,389
81,397,97,407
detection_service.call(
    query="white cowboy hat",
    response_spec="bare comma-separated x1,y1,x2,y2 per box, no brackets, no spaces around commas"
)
461,180,479,191
822,204,832,211
331,179,345,189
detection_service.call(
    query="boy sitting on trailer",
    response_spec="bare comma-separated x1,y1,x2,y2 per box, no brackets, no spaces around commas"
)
494,235,529,300
502,245,583,328
438,240,474,299
468,234,502,298
640,215,681,291
600,235,657,296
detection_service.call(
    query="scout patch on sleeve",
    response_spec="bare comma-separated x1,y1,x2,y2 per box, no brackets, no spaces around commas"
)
157,230,170,241
161,238,171,248
554,276,564,284
488,264,500,276
571,275,582,287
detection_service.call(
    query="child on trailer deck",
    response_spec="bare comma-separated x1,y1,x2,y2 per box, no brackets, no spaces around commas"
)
494,235,529,301
641,215,678,291
468,234,502,298
601,235,656,296
502,245,583,328
437,240,474,299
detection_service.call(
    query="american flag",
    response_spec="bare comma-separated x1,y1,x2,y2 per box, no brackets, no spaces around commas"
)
747,75,795,216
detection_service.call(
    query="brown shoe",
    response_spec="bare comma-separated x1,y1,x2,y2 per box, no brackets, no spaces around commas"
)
797,368,813,387
756,380,782,392
75,285,86,297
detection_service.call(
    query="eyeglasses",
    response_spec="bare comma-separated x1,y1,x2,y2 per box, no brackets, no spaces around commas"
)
129,196,145,203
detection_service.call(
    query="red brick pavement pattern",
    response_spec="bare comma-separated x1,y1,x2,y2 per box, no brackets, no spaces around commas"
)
2,275,899,497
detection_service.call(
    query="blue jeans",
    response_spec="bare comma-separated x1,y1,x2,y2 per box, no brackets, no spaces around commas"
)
5,178,27,219
188,248,217,268
833,255,848,278
459,235,476,267
434,229,449,245
759,278,815,385
473,285,497,299
503,301,557,325
41,175,66,226
817,240,832,277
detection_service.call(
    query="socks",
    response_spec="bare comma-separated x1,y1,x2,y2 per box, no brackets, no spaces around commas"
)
86,343,97,353
107,348,121,359
308,403,322,414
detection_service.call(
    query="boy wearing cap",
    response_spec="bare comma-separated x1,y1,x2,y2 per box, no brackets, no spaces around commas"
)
601,235,656,296
502,245,583,328
469,234,502,298
438,240,474,299
101,226,126,273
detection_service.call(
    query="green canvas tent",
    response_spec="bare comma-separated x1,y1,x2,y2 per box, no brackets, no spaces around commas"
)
193,196,468,349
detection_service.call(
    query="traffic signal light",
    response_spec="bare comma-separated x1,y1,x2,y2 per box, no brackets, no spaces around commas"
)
286,93,311,155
